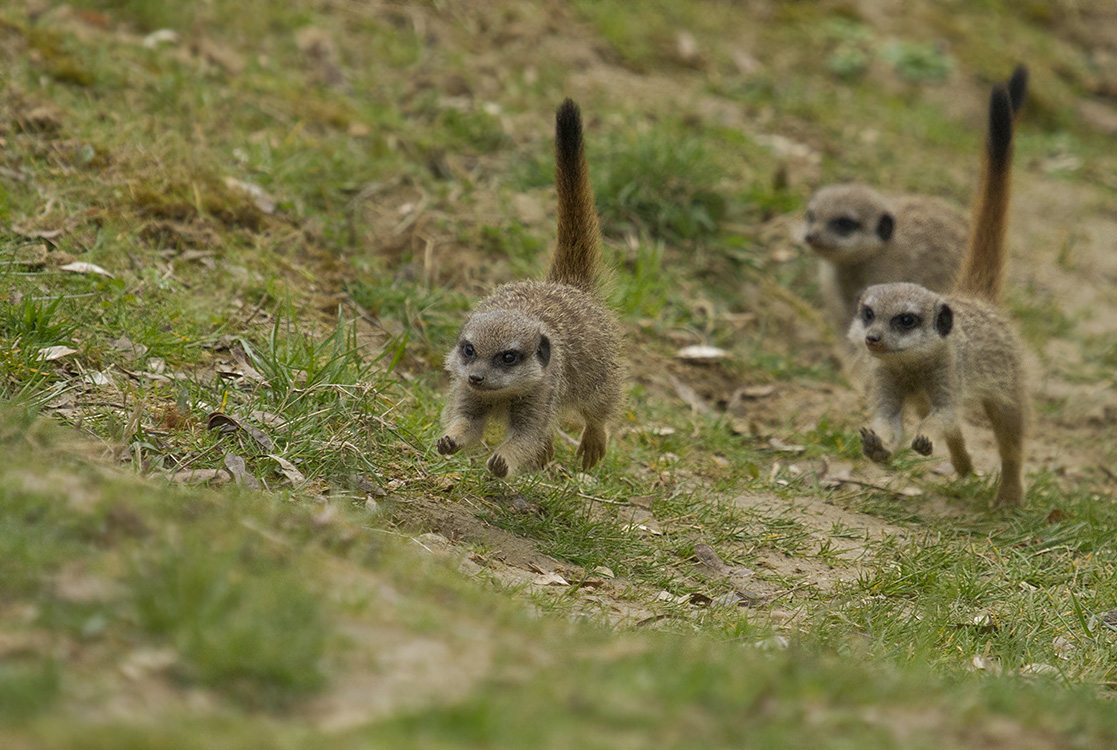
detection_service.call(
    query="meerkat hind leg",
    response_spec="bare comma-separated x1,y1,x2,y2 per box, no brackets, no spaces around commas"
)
984,399,1025,508
576,419,608,470
943,425,974,477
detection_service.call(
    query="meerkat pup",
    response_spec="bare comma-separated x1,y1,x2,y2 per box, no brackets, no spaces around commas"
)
804,66,1028,327
436,99,624,478
850,80,1028,508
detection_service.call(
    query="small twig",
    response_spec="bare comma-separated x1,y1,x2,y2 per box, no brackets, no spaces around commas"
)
242,294,269,327
555,428,579,447
533,480,629,506
822,477,905,497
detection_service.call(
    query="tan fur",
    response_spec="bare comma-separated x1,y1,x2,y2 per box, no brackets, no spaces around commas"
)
436,99,623,478
805,65,1028,327
805,185,967,324
849,76,1029,509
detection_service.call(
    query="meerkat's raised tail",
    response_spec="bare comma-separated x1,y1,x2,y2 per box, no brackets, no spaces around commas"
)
957,80,1016,303
548,99,602,293
1007,64,1029,118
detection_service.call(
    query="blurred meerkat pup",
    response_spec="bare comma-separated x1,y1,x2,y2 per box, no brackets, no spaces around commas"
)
849,80,1028,508
436,99,624,478
804,66,1028,327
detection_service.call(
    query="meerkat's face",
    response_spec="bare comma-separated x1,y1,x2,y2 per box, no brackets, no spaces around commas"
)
803,185,895,264
847,283,953,361
447,310,551,398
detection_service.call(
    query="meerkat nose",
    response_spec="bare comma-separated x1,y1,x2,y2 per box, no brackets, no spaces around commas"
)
865,332,881,344
468,373,485,385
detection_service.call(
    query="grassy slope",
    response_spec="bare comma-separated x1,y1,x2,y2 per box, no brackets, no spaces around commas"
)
2,0,1117,746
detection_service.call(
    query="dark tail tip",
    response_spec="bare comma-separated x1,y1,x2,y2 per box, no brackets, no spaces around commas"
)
987,83,1014,170
1007,64,1029,116
555,98,583,167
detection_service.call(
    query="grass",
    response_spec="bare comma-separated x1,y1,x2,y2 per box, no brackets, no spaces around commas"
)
1,0,1116,746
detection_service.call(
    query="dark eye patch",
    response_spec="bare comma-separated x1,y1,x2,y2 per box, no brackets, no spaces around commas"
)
829,217,861,236
891,313,921,330
496,350,521,366
460,341,475,359
861,305,875,324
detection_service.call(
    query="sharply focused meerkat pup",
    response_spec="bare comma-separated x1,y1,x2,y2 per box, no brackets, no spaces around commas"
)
804,66,1029,327
849,80,1028,508
436,99,623,478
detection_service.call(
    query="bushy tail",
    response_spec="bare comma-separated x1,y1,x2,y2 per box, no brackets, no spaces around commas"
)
548,99,602,293
1007,64,1029,120
957,79,1017,302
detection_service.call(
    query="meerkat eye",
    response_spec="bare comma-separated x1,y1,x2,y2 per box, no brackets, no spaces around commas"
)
460,342,475,359
829,217,861,236
893,313,920,330
498,350,521,365
861,306,875,324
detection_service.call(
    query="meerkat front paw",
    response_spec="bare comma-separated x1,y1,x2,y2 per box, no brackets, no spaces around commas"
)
436,435,460,455
911,435,933,456
487,452,510,478
860,427,892,464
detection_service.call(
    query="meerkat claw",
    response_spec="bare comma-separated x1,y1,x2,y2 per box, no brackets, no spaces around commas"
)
911,435,934,456
860,427,892,464
436,435,460,455
487,453,509,478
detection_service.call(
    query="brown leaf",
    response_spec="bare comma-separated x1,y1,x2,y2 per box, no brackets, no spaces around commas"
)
1046,508,1071,525
694,544,730,575
110,336,149,361
205,411,275,452
621,508,662,536
268,454,306,486
223,453,260,490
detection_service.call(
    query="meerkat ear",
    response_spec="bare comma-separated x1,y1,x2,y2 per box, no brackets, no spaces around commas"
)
876,214,895,242
934,303,953,337
536,334,551,367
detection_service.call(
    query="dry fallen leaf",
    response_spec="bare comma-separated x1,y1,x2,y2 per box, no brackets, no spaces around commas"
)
1020,663,1060,678
676,345,729,361
142,29,179,48
110,336,149,361
171,468,229,484
531,572,569,587
60,261,113,277
765,436,806,454
38,345,78,361
621,508,663,536
268,454,307,486
206,411,276,452
668,373,711,415
224,177,276,214
223,452,260,490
